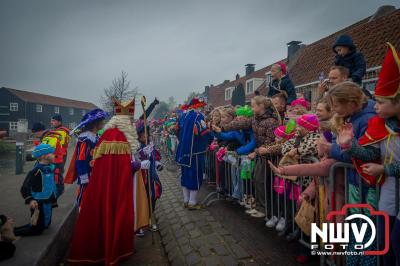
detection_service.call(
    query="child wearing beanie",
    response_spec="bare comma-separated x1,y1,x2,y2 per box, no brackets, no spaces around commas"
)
268,114,345,265
286,98,310,120
270,114,320,238
256,124,296,227
14,144,58,236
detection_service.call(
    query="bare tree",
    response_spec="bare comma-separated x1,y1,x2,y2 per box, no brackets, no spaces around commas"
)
101,71,139,114
185,91,202,104
167,96,177,110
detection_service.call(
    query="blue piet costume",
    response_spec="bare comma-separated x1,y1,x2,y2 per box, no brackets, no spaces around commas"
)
15,144,58,236
176,98,211,208
64,108,108,206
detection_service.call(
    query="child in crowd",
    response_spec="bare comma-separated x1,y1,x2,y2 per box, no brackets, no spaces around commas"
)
208,107,223,129
271,92,288,122
258,125,295,228
206,107,225,185
315,98,333,143
212,106,241,197
332,34,366,85
213,106,256,203
271,114,320,237
336,44,400,266
319,81,376,266
65,109,108,207
222,96,280,218
14,144,58,236
286,98,310,120
246,96,281,218
332,34,373,99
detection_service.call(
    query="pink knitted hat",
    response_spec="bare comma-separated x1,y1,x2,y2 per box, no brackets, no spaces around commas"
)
274,125,296,141
290,98,310,110
277,62,287,75
296,114,320,132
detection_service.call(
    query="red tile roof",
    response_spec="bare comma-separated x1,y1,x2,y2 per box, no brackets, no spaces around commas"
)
3,87,97,109
208,60,285,106
290,9,400,86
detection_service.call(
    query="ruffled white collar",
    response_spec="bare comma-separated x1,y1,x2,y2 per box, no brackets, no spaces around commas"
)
78,131,97,143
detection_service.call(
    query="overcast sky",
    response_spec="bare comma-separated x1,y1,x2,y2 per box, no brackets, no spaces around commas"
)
0,0,398,109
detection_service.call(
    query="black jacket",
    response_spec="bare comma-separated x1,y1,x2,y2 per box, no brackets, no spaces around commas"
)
267,75,297,104
21,164,57,205
333,34,366,85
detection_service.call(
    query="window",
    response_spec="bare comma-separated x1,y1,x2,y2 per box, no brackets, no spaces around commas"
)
69,108,74,115
9,122,18,131
36,104,42,112
10,102,18,111
246,80,254,94
225,87,234,100
54,106,60,114
82,109,86,116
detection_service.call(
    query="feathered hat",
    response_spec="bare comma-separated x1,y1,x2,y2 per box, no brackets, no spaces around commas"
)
187,97,207,109
71,108,108,134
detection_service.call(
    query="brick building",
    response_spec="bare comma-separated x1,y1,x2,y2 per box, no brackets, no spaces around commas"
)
204,6,400,107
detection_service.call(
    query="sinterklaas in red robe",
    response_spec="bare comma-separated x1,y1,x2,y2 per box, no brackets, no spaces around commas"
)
67,128,135,265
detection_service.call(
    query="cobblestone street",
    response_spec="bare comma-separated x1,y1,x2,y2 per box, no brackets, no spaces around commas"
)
155,169,255,266
155,168,319,266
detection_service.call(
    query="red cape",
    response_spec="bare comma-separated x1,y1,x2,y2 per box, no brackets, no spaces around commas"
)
68,128,134,265
352,116,388,185
64,146,78,184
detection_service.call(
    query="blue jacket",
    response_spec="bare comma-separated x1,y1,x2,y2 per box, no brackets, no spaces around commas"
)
332,35,366,85
330,100,376,189
215,129,256,155
267,75,297,104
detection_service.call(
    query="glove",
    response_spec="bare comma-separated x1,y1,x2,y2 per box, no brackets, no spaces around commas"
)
142,144,154,156
79,174,89,184
141,160,151,170
156,161,164,171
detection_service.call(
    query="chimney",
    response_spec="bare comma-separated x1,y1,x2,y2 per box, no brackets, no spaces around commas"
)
235,73,240,80
245,64,255,76
287,41,303,64
369,5,395,22
223,80,230,84
204,86,210,97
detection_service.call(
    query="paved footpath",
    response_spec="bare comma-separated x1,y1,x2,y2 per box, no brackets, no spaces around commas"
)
155,170,256,266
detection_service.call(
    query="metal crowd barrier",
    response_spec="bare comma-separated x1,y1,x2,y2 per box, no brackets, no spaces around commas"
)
201,149,400,266
326,162,400,266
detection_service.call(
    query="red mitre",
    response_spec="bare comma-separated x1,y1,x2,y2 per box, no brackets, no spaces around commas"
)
374,43,400,98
